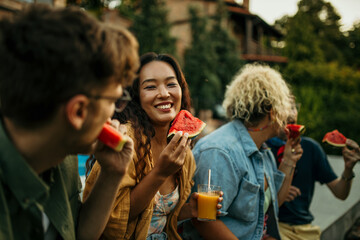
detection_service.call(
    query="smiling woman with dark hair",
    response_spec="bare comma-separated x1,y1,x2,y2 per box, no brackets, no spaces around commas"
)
84,52,222,240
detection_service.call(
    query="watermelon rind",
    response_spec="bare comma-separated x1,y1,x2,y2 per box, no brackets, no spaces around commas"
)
167,110,207,140
98,124,127,152
114,136,128,152
286,124,306,139
167,121,206,140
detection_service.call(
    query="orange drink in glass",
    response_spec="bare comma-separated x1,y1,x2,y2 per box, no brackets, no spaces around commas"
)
197,184,221,221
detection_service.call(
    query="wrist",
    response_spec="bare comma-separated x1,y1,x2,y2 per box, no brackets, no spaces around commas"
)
282,160,296,168
341,171,355,182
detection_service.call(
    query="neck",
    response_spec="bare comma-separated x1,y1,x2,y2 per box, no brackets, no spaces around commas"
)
3,117,67,174
246,119,275,149
152,124,170,146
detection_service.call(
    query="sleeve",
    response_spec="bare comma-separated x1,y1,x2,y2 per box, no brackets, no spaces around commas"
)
193,147,241,212
312,140,338,184
83,159,138,239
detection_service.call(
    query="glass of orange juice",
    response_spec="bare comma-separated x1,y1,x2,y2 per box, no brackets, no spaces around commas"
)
197,184,221,221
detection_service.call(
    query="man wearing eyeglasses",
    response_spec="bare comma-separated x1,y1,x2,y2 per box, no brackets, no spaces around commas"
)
0,4,139,240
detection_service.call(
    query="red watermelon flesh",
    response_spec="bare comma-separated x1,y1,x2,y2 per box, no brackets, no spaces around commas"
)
322,130,347,147
286,124,306,140
167,110,206,140
97,123,127,152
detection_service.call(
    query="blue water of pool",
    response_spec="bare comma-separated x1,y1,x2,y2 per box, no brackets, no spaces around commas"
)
78,154,88,177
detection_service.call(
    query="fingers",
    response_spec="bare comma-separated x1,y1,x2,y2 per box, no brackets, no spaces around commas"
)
289,186,301,196
285,186,301,202
172,132,190,159
191,192,199,200
346,138,360,150
216,203,222,210
167,131,184,147
109,119,120,130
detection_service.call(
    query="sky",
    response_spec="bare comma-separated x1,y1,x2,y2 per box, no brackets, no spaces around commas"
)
250,0,360,31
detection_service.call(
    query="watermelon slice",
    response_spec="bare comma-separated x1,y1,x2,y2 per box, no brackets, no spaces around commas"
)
322,129,347,147
167,110,206,140
286,124,306,140
97,123,127,152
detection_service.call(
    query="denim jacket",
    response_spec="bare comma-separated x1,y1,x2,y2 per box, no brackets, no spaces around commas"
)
185,120,284,240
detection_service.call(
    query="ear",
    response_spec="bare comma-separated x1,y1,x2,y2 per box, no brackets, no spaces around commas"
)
269,109,275,123
65,95,90,130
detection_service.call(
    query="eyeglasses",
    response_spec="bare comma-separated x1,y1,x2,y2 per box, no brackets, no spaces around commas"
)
88,89,131,112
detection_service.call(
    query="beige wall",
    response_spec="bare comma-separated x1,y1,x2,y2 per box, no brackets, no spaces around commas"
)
166,0,218,60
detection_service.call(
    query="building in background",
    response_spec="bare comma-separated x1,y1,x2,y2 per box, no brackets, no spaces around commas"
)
166,0,287,63
0,0,65,19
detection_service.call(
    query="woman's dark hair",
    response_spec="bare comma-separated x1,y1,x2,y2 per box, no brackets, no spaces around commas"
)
86,52,191,180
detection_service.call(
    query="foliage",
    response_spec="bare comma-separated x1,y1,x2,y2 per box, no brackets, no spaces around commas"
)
184,1,242,113
282,0,346,64
130,0,176,56
284,13,324,63
283,61,360,154
209,0,243,97
184,7,221,111
116,0,138,19
79,0,104,18
277,0,360,153
345,21,360,69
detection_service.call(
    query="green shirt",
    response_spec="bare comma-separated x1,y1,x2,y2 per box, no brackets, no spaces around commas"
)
0,119,82,239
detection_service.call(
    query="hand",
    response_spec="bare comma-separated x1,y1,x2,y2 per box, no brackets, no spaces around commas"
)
283,136,303,165
285,185,301,202
186,191,224,219
342,138,360,170
153,131,191,178
94,119,133,176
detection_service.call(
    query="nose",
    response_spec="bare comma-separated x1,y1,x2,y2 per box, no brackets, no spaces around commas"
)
158,85,170,98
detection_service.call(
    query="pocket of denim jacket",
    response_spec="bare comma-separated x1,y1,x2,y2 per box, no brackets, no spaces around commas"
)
232,177,260,222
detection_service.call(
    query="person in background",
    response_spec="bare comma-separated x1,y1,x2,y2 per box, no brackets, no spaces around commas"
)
83,52,223,240
0,5,139,240
266,98,360,240
183,64,303,240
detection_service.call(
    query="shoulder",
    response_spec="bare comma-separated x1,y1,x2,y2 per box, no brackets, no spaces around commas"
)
301,137,324,151
194,122,242,153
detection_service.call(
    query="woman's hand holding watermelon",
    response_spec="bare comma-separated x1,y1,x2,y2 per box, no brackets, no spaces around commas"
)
154,131,191,178
342,138,360,169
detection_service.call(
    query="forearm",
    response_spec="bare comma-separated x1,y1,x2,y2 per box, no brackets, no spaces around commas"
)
192,219,237,240
278,160,296,206
77,170,124,240
129,169,167,220
178,203,194,221
328,168,354,200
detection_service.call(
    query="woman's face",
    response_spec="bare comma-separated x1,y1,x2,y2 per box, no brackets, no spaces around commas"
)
139,61,182,126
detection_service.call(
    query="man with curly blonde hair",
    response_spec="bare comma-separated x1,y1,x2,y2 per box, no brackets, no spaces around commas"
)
183,64,303,240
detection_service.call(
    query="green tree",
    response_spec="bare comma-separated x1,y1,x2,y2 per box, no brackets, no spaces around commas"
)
284,13,324,63
131,0,176,56
345,21,360,69
283,61,360,154
184,6,221,112
209,0,243,98
116,0,138,19
295,0,347,63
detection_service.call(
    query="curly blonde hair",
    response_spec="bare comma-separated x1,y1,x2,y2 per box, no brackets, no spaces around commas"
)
222,64,292,128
